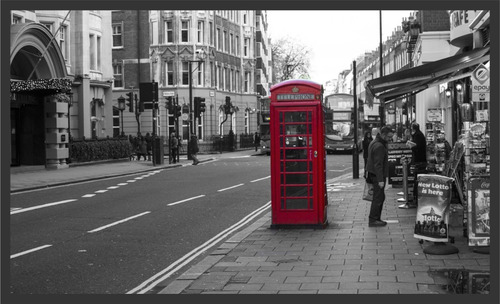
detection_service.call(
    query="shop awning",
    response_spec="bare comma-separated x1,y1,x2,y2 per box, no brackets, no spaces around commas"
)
365,46,490,104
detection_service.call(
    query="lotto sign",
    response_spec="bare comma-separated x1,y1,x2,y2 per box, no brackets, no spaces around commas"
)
471,64,490,102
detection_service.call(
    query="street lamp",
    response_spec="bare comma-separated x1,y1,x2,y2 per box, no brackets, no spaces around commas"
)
67,91,73,163
188,49,207,159
117,95,126,136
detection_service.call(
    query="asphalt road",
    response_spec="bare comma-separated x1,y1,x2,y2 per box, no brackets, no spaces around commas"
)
9,152,358,294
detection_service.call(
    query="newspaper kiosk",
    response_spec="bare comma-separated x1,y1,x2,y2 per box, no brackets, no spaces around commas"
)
270,80,327,228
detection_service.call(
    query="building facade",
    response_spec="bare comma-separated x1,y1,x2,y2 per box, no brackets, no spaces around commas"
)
10,10,114,169
111,10,272,143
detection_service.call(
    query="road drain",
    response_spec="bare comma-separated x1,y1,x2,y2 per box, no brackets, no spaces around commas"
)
427,269,490,294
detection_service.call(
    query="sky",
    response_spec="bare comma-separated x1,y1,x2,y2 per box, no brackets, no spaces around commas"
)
267,10,415,85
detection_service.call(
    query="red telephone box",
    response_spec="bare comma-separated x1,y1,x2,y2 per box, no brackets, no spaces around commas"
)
270,80,327,228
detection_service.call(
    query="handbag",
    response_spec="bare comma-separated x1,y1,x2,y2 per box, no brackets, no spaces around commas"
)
362,181,374,201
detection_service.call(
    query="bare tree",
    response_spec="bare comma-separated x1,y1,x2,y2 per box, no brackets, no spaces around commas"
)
271,37,311,83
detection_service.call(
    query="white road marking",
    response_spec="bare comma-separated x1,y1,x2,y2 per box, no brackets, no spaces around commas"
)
87,211,151,233
95,190,108,193
82,194,96,198
229,155,251,159
167,195,206,206
127,180,137,182
250,176,270,183
134,177,144,180
11,245,52,259
117,183,128,186
127,202,271,294
217,183,244,192
10,199,77,215
107,186,119,189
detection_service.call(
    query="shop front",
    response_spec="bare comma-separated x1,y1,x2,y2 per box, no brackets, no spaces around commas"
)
365,45,491,253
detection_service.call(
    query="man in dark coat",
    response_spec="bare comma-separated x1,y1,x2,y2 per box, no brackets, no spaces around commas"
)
366,126,394,227
406,123,427,207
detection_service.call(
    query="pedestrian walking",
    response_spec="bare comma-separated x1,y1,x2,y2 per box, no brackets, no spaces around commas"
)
366,125,394,227
362,130,373,177
254,132,261,152
145,132,153,161
189,134,200,165
138,137,148,161
406,122,427,207
170,132,178,164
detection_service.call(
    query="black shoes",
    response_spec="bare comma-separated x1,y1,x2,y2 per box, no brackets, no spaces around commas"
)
369,220,387,227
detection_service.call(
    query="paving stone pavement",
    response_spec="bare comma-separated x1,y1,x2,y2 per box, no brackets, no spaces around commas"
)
158,174,491,295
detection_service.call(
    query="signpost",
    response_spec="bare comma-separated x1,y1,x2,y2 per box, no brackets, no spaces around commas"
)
471,63,490,102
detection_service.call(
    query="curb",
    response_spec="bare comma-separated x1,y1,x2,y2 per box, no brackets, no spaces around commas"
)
10,157,215,194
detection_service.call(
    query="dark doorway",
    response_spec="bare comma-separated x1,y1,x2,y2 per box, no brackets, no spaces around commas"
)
11,95,46,166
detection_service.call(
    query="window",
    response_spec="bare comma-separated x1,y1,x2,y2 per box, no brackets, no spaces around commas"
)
89,34,95,70
245,111,249,134
60,25,68,61
210,61,215,87
166,62,174,86
197,62,204,86
218,110,224,135
223,30,227,52
151,20,158,45
97,36,101,70
230,33,234,54
244,38,249,57
225,68,229,91
112,23,123,47
181,21,189,42
209,22,213,45
12,15,22,24
165,21,173,43
197,21,204,43
41,22,53,33
113,107,120,137
182,62,189,85
236,35,240,56
244,72,250,93
236,70,240,93
231,69,234,92
216,28,221,50
113,64,123,88
243,12,247,24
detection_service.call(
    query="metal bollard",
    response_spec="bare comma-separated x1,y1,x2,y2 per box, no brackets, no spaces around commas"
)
398,156,415,209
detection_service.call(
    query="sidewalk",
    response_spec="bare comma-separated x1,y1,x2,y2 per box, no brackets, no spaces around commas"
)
158,174,490,294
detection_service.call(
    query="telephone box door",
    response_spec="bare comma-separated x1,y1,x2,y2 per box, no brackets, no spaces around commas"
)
271,106,325,226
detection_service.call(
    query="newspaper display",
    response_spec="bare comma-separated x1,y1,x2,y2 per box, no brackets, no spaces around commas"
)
467,177,490,247
414,174,454,242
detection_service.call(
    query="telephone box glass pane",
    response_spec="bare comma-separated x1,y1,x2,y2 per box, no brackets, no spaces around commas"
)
286,187,308,197
285,125,307,135
285,199,308,210
285,161,308,172
285,173,308,184
285,149,307,159
285,112,307,122
285,136,306,147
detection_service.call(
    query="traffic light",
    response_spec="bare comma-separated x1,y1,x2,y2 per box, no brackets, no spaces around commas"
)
166,96,173,112
199,97,206,115
175,105,182,118
193,97,200,118
126,92,134,112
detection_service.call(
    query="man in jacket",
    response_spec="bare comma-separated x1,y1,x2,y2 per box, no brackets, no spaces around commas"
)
366,126,394,227
405,123,427,207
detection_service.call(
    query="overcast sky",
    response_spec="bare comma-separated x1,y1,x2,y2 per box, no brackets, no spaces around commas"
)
267,10,415,85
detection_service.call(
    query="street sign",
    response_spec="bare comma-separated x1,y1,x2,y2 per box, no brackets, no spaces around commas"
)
163,91,175,97
181,113,189,121
471,64,490,102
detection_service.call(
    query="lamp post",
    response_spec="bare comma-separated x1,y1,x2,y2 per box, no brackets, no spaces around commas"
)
117,95,126,136
188,49,207,159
